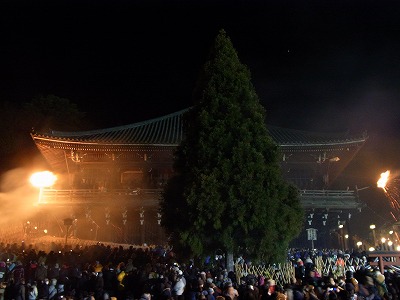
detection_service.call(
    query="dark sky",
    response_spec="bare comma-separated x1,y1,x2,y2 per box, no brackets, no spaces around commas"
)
2,0,400,233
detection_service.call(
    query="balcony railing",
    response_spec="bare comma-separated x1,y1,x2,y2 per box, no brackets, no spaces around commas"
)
39,188,363,210
40,188,163,206
299,189,363,210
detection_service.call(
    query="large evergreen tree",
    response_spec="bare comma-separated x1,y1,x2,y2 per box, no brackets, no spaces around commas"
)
160,30,303,266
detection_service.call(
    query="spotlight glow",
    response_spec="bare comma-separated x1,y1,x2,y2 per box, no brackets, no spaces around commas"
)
30,171,57,188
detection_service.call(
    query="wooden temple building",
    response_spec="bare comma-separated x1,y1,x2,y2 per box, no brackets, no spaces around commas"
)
31,108,368,247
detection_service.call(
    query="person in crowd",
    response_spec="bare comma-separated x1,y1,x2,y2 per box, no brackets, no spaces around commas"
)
206,287,216,300
240,277,259,300
303,283,319,300
35,262,48,283
0,241,395,300
172,270,186,300
210,282,222,298
48,263,60,281
275,286,287,300
0,262,6,285
223,282,239,300
295,260,305,283
56,283,65,300
48,278,58,300
10,278,26,300
27,281,38,300
160,279,172,300
358,275,381,300
93,272,105,300
262,279,277,300
374,271,388,299
37,278,50,300
12,262,25,283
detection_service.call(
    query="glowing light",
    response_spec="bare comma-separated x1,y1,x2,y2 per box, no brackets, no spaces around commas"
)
377,170,390,190
377,170,400,218
369,247,375,251
381,237,386,243
44,229,48,234
30,171,57,204
370,224,376,230
388,241,393,246
30,171,57,188
345,234,349,239
397,246,400,251
389,230,394,235
356,241,363,247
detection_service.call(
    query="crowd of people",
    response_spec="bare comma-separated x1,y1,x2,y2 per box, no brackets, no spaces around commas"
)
0,242,398,300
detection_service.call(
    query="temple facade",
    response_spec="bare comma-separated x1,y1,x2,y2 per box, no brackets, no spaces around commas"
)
31,108,368,247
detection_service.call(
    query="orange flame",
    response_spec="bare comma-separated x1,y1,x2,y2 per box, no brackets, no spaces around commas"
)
30,171,57,188
377,170,390,190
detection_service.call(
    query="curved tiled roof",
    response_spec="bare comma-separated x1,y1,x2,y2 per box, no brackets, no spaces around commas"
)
31,108,368,147
32,109,188,146
267,126,367,147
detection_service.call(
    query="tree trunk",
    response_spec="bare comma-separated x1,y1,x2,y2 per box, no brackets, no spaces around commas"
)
226,251,234,272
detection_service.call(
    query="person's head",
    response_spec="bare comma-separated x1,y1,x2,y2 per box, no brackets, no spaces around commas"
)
328,290,338,300
140,293,151,300
267,279,276,287
364,276,374,286
345,271,353,280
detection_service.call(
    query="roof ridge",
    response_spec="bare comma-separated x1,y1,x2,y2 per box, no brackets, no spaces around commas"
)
49,108,190,137
267,124,366,140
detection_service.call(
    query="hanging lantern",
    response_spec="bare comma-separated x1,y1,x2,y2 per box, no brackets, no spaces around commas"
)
85,207,91,220
140,207,145,225
157,212,162,225
122,206,128,226
105,207,111,225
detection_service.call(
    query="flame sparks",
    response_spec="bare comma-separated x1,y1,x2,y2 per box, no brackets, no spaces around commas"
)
377,170,390,191
377,170,400,219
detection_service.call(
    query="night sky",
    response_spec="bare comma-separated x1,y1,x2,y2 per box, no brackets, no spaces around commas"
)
2,0,400,235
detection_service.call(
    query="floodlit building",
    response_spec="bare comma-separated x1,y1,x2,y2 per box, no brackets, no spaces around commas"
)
31,108,368,247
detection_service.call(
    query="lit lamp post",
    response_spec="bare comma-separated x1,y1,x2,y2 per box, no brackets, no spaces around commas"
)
370,224,377,247
381,237,387,251
389,230,394,250
30,171,57,204
388,240,393,251
356,241,363,250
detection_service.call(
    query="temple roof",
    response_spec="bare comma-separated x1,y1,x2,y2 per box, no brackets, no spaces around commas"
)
31,108,368,148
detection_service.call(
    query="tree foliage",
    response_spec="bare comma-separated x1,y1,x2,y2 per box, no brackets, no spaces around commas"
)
23,94,86,132
160,29,303,264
